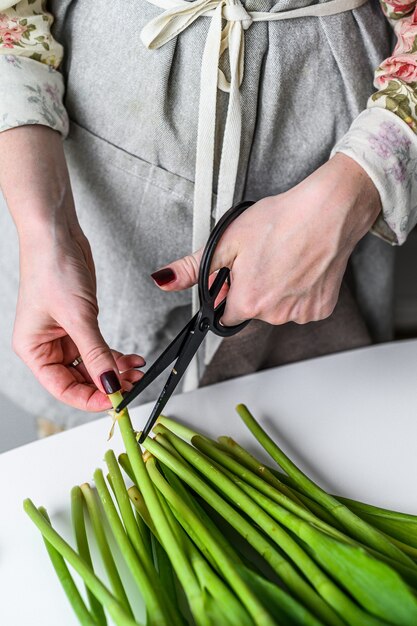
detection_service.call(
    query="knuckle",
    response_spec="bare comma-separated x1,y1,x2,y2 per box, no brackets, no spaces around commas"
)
264,300,295,325
321,301,336,320
182,254,200,283
263,312,286,325
293,314,311,325
309,302,336,323
290,304,311,325
236,299,258,321
82,344,110,366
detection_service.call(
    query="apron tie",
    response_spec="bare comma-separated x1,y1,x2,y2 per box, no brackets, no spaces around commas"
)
142,0,255,264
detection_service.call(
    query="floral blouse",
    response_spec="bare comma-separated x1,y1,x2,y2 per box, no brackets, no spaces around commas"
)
1,0,417,245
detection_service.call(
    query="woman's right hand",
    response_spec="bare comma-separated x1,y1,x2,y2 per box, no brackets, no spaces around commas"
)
14,216,145,411
0,125,144,411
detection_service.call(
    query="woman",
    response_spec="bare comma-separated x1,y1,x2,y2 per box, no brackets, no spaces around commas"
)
0,0,415,424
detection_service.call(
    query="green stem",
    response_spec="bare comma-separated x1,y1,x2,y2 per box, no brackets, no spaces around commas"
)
236,404,416,570
143,434,344,626
159,457,242,565
217,435,324,514
118,453,136,484
151,534,179,615
128,486,159,537
39,507,99,626
24,499,140,626
80,484,133,618
195,435,417,584
194,435,332,533
159,426,391,626
157,416,199,442
104,450,155,577
93,468,171,626
273,468,417,554
71,486,107,626
219,462,417,589
147,458,256,626
108,392,205,626
147,456,274,626
117,453,153,554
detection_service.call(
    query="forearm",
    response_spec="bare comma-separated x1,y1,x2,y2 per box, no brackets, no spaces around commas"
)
0,125,78,246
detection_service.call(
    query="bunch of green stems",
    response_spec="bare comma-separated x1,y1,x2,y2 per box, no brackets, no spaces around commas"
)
24,398,417,626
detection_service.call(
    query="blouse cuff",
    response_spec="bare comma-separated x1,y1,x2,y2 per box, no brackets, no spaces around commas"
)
330,107,417,246
0,54,68,137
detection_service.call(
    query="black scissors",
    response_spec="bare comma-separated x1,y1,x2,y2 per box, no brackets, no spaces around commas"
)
115,200,254,442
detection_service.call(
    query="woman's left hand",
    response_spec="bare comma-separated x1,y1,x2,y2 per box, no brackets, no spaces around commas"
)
151,153,382,326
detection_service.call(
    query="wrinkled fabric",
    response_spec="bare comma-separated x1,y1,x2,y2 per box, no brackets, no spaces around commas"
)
0,0,395,424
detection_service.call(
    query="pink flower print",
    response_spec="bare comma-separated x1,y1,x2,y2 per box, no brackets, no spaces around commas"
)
387,0,416,13
368,121,412,189
0,19,27,48
369,135,392,159
378,121,410,148
368,121,411,162
376,54,417,87
393,19,417,55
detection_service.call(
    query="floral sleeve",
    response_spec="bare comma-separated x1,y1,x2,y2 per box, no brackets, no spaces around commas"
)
331,0,417,245
0,0,68,136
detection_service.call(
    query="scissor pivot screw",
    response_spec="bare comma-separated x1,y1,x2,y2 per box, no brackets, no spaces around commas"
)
199,318,210,331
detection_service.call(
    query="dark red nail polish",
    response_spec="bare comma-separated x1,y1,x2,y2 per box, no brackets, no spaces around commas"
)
151,267,176,286
100,370,121,394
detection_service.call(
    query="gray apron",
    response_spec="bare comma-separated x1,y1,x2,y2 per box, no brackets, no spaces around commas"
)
0,0,395,424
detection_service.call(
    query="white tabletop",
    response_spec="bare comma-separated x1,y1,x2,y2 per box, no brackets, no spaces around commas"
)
2,339,417,626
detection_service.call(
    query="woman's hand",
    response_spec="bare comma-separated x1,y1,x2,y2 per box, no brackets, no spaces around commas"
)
151,153,382,326
0,125,144,411
14,219,144,411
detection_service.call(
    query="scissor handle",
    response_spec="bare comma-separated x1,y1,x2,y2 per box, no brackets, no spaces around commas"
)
198,200,254,338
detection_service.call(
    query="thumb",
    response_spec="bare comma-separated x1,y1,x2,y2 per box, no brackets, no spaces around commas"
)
151,249,204,292
67,318,121,394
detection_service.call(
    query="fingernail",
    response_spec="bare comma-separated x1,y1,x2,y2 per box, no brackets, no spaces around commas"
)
151,267,176,286
100,370,121,394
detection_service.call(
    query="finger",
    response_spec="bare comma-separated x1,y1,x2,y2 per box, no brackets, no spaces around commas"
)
60,335,93,384
36,362,113,412
66,357,93,384
151,238,237,294
120,369,144,385
219,279,253,327
114,353,146,373
150,249,203,292
65,318,121,394
209,272,229,308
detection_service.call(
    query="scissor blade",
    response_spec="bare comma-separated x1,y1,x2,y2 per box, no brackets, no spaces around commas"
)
138,326,207,443
115,314,198,412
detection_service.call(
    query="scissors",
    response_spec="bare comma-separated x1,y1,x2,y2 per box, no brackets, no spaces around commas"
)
115,200,254,442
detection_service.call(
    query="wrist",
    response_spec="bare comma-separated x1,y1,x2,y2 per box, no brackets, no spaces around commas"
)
14,187,77,246
0,125,79,242
327,153,382,245
333,152,381,212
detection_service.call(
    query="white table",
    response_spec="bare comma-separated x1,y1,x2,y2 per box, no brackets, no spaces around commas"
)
2,339,417,626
